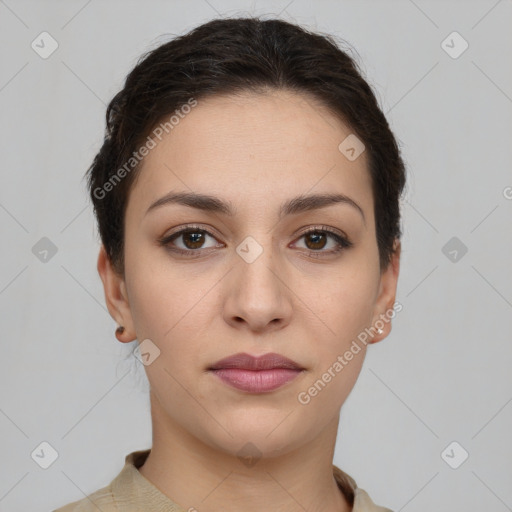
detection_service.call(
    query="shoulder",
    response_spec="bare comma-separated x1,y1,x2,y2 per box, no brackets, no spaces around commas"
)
353,487,394,512
52,484,117,512
53,449,156,512
333,464,393,512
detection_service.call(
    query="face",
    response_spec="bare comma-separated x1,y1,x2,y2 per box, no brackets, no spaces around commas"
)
99,89,400,458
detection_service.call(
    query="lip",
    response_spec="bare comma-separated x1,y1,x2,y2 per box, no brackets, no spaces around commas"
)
208,352,305,393
209,352,303,371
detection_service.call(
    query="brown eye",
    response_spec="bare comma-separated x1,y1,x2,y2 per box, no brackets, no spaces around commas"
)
304,231,328,250
159,226,222,255
293,227,353,256
180,230,208,250
158,225,352,259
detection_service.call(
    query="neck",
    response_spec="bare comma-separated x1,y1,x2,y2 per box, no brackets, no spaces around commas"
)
138,392,351,512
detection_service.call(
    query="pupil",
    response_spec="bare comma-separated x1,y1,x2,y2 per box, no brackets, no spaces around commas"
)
185,232,203,248
307,232,326,250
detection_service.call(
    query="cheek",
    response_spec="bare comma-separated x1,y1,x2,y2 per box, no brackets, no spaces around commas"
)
297,266,378,401
126,270,172,339
304,268,378,340
125,256,218,371
296,277,373,412
125,267,206,402
125,241,207,334
297,350,366,422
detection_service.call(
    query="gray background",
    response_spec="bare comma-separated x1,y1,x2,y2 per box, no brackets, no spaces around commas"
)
1,0,511,510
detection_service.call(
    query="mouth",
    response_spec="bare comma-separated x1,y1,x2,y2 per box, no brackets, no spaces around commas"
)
208,352,305,393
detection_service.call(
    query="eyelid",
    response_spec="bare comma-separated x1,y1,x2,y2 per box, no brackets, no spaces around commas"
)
159,224,223,248
292,225,353,253
296,224,350,241
158,223,352,255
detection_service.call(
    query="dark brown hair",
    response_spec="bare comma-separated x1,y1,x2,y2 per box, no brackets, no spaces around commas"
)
86,16,406,275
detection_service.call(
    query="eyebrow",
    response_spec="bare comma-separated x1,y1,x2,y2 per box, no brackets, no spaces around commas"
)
145,191,365,224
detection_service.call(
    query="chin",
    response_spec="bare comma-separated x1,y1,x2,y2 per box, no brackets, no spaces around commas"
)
197,410,316,460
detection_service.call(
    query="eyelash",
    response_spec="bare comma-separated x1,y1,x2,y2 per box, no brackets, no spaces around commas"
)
158,224,353,259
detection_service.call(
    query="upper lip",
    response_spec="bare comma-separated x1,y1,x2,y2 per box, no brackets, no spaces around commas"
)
209,352,304,371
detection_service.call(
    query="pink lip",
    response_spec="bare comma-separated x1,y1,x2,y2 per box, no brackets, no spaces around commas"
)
208,352,305,393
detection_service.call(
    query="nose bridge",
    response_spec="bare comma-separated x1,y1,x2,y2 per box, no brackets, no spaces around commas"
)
236,232,270,266
224,230,292,330
235,231,280,291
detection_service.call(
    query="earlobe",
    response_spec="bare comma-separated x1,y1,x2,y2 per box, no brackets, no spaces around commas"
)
97,245,136,342
370,240,401,344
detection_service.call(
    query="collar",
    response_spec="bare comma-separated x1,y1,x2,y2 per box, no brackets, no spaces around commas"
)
111,449,389,511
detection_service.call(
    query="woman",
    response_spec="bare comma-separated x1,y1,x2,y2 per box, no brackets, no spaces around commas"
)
55,16,405,512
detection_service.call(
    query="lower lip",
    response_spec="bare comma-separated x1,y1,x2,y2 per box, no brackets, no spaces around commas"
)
210,368,302,393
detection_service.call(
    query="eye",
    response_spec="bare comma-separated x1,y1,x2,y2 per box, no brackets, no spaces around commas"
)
293,226,353,257
158,225,223,257
158,224,353,258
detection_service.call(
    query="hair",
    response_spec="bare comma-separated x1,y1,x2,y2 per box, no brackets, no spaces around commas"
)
86,16,406,276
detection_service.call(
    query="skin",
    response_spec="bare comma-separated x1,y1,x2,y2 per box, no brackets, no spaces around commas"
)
98,89,400,512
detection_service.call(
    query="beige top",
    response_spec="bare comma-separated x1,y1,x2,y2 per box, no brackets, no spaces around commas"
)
53,449,393,512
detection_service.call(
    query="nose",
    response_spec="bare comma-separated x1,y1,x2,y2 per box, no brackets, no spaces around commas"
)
222,237,293,334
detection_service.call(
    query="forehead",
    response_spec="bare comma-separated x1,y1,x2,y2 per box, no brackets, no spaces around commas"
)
127,89,373,220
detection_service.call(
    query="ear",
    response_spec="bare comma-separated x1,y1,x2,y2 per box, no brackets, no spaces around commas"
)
369,239,401,344
97,245,136,343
